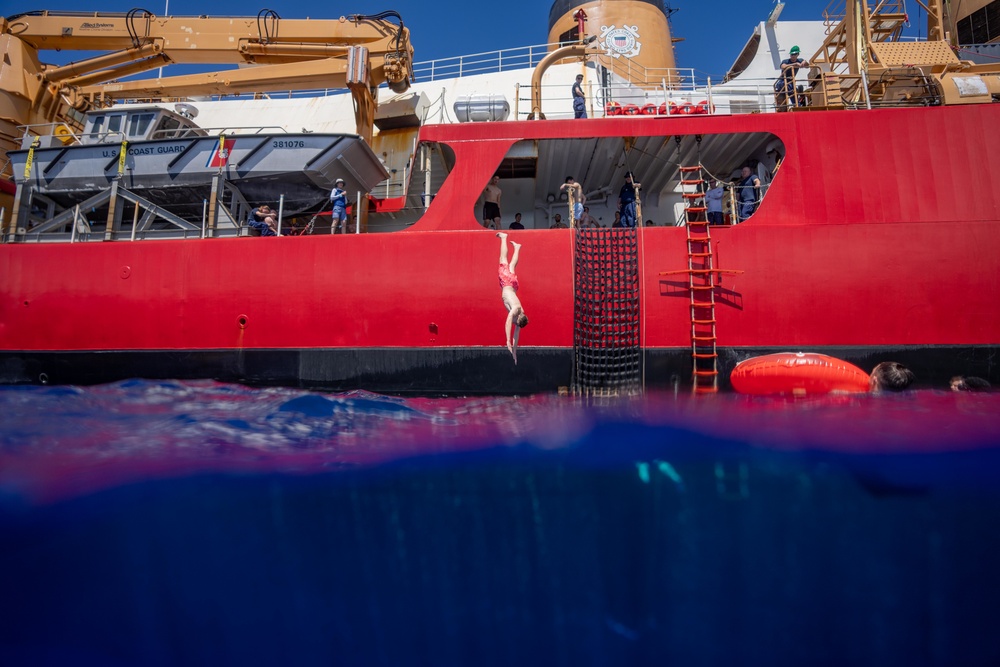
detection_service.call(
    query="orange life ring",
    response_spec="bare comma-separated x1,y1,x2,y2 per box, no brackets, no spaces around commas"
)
730,352,871,395
605,101,622,116
640,103,657,115
657,102,669,115
693,100,714,115
622,104,641,115
678,102,694,115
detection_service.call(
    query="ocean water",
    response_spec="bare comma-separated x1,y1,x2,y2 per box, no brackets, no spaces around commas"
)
1,381,999,667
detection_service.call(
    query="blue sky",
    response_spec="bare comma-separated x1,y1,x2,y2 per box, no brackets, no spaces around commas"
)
8,0,934,80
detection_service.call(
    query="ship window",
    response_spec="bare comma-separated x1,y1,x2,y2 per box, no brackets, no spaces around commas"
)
128,113,155,138
106,114,124,135
154,116,182,139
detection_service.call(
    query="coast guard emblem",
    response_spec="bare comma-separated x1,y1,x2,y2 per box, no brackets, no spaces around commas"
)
207,137,235,168
599,24,641,59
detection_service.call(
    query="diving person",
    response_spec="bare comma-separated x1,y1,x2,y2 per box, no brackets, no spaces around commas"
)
497,232,528,363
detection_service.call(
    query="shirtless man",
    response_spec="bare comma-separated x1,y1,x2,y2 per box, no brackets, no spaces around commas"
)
482,175,502,230
559,176,585,226
497,232,528,363
248,204,278,236
578,206,599,228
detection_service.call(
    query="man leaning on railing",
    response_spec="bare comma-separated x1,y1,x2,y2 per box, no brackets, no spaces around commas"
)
774,45,810,111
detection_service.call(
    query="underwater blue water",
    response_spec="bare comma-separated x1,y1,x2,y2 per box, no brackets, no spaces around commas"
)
1,381,1000,666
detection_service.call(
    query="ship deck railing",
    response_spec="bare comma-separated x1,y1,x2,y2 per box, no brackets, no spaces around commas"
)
412,42,561,82
513,76,816,119
14,122,299,148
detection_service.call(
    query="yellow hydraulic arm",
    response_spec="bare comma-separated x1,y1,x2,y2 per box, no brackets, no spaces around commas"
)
0,9,414,155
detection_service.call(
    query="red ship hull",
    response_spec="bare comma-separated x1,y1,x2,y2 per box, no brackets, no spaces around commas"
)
2,105,999,393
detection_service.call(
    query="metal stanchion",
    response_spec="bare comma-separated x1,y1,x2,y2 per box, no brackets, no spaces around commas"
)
71,205,80,243
277,194,285,235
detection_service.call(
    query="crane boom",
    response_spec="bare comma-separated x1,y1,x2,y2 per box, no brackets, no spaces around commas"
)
0,9,415,175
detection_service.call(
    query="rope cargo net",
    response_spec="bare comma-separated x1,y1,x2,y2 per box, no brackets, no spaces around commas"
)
571,228,642,396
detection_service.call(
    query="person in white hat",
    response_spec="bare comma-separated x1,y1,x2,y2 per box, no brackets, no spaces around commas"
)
329,178,348,234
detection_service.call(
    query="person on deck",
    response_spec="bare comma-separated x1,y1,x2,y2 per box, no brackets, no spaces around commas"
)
329,178,349,234
618,172,640,228
496,232,528,363
482,175,503,230
560,176,585,225
572,74,587,119
578,206,599,228
775,45,810,110
706,180,726,225
509,212,525,230
549,213,568,229
737,166,761,222
247,205,278,236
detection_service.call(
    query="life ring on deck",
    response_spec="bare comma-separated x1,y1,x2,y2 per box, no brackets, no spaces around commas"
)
605,101,622,116
658,102,669,115
622,104,641,115
693,100,714,115
640,103,657,115
730,352,871,395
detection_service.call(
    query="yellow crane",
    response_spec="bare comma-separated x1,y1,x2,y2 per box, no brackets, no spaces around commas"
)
0,8,415,175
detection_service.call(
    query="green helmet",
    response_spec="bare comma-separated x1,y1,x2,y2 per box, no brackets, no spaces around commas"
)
790,45,801,55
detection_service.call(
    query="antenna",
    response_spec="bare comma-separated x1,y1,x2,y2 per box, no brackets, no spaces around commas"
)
174,103,199,119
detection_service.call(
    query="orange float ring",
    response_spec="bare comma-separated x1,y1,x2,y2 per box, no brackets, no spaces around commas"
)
657,102,669,115
730,352,871,395
622,104,641,115
640,103,657,115
605,101,622,116
693,100,714,115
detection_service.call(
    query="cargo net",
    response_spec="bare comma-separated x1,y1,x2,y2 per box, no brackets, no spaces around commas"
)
571,228,642,396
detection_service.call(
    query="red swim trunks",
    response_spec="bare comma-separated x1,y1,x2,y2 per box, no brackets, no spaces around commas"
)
498,262,519,291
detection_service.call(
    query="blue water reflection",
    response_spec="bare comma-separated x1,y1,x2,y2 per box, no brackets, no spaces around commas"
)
1,382,999,666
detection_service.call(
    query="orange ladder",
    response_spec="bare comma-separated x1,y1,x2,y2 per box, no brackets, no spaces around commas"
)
680,165,719,393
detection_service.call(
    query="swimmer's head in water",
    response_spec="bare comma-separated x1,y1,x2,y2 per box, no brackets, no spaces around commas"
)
869,361,915,392
951,375,991,391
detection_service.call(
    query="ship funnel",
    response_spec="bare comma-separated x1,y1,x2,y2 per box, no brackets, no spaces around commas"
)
548,0,678,84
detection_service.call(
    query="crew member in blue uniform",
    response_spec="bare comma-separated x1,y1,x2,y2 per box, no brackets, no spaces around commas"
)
737,166,761,222
572,74,587,119
618,172,640,228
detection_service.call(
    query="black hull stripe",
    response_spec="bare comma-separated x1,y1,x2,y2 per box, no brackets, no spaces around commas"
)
0,345,996,395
